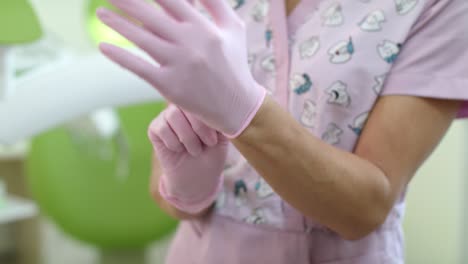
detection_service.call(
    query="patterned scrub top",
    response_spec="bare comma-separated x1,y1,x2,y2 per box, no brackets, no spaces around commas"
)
167,1,468,263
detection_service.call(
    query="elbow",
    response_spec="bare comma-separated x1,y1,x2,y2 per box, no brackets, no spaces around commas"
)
339,176,395,240
337,203,391,241
339,218,386,241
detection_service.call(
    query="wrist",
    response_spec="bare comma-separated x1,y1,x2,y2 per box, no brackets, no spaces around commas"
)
223,82,267,139
233,95,276,141
159,174,224,215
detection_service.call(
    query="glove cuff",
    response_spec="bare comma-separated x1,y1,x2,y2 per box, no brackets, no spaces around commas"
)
159,174,224,215
224,84,267,139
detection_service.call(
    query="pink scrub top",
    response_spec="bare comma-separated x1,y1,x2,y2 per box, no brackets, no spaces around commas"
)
166,0,468,263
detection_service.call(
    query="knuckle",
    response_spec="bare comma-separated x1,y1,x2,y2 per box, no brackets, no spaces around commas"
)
148,117,163,135
186,50,206,68
180,133,197,146
206,30,223,48
164,106,181,121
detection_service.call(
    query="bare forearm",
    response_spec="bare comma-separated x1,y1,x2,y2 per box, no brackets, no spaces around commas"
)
232,96,393,239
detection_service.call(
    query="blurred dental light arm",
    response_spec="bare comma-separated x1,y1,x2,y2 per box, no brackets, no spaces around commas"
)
0,0,43,100
0,52,162,145
0,48,9,100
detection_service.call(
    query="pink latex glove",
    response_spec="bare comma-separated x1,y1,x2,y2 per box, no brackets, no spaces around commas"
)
148,105,228,214
97,0,266,138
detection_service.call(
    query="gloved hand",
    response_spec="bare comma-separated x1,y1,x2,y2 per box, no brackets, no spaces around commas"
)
97,0,266,138
148,105,228,214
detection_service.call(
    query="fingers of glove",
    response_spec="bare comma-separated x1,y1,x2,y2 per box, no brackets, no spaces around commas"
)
183,111,218,147
99,43,166,90
199,0,239,26
148,113,184,152
97,7,172,64
154,0,201,22
164,105,203,156
108,0,180,41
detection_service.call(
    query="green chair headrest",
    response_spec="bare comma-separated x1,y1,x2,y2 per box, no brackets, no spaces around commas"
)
27,102,178,249
0,0,43,44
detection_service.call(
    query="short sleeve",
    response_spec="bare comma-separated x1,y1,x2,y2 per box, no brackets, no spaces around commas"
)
382,0,468,118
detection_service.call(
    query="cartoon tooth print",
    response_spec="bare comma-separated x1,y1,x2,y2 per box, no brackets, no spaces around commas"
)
215,191,226,210
252,0,269,22
359,10,386,32
328,37,355,64
229,0,246,10
321,3,344,27
322,123,343,145
326,81,351,107
244,208,266,225
395,0,418,15
300,100,317,128
290,73,313,95
234,179,248,207
299,37,320,60
255,178,274,198
373,74,386,94
261,54,276,73
348,112,369,136
377,40,402,64
265,28,273,48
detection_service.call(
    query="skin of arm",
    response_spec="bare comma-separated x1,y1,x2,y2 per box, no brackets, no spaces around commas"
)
286,0,301,15
150,94,460,240
231,95,461,240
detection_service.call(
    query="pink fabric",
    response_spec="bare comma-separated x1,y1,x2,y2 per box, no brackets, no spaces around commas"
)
166,214,403,264
164,0,468,263
381,0,468,117
269,0,291,109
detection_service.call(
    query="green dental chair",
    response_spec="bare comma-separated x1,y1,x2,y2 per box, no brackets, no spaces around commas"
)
0,0,42,44
27,103,177,263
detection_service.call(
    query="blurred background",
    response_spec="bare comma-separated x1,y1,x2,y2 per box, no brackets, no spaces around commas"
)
0,0,466,264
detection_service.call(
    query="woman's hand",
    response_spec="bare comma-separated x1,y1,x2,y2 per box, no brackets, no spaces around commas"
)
97,0,266,137
148,105,228,214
